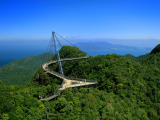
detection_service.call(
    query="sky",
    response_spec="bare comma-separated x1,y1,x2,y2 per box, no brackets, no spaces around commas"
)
0,0,160,47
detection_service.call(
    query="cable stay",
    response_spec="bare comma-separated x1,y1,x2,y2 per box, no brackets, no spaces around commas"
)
52,31,65,87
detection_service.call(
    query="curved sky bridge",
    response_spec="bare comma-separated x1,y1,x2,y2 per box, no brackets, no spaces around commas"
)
40,56,98,101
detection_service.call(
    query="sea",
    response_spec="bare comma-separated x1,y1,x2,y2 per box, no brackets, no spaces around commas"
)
0,46,151,67
83,48,151,57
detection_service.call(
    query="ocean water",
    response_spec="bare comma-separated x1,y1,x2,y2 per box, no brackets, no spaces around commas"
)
0,40,51,67
83,48,151,57
0,49,46,67
0,47,151,67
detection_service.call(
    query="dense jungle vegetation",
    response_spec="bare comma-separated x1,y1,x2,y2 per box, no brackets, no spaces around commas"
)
0,45,160,120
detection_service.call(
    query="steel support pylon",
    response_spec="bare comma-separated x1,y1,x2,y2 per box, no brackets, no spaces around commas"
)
52,31,65,87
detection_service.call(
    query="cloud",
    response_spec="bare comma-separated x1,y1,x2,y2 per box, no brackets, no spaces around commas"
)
70,36,80,39
145,47,153,50
118,38,130,39
62,36,66,39
117,38,151,40
156,38,160,39
86,38,94,40
60,36,70,39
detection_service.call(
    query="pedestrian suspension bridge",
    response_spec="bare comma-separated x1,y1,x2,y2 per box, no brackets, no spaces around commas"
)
40,32,98,101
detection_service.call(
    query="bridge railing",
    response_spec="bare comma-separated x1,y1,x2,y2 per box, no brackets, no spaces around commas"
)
45,67,98,83
64,75,98,83
63,82,96,89
44,61,98,83
46,68,65,78
45,56,88,64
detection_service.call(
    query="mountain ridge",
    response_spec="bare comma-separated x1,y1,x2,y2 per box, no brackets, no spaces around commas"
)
73,41,140,50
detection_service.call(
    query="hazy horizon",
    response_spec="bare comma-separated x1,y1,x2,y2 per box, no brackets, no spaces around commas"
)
0,38,158,48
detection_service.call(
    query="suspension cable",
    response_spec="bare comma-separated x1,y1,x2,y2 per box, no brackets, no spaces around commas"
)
42,38,52,65
55,32,76,47
55,32,88,56
55,35,62,48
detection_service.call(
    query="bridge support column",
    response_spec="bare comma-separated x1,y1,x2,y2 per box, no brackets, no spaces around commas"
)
87,88,90,93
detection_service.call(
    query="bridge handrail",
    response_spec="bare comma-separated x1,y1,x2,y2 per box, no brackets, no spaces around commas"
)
45,56,88,63
46,68,97,83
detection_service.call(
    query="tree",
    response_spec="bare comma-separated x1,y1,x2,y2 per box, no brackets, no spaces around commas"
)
1,113,9,120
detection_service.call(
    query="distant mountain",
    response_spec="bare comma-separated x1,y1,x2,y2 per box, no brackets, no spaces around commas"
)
74,41,139,50
145,47,153,50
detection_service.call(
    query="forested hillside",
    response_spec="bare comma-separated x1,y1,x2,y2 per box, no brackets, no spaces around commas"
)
0,45,160,120
123,53,150,62
150,44,160,55
0,53,53,86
